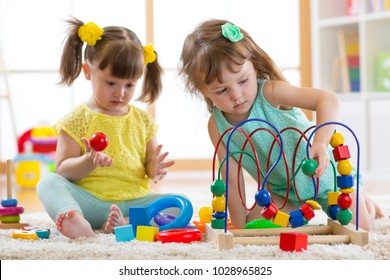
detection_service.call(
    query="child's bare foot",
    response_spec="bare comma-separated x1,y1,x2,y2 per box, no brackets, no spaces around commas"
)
56,210,95,239
104,204,126,233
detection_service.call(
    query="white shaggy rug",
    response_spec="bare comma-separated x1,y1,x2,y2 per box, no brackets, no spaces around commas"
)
0,210,389,260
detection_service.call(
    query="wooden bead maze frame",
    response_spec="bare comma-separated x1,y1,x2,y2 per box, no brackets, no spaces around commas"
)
207,120,368,250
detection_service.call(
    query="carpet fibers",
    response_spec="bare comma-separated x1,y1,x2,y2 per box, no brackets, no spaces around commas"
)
0,211,389,260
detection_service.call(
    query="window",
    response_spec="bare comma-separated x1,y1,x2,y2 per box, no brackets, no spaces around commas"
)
0,0,301,167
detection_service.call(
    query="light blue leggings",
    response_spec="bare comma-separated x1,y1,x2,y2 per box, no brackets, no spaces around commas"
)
36,173,181,229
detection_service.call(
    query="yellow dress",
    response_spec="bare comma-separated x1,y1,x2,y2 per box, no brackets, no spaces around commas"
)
54,103,158,202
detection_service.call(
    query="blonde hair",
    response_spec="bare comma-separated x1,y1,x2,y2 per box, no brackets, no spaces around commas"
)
179,19,286,112
59,17,163,104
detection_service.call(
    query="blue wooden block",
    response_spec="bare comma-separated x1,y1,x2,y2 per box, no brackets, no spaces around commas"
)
289,209,305,228
129,206,149,235
337,175,354,188
114,225,135,242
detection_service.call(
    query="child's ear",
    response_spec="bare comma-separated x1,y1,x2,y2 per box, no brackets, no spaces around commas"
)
82,63,91,80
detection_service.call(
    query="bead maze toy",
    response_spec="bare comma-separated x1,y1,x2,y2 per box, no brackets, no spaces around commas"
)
0,159,28,229
205,119,368,250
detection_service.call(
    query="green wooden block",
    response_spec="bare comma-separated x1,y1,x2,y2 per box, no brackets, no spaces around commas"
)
376,52,390,92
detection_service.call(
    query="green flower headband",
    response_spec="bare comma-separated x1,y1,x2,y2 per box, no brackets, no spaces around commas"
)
78,22,104,46
221,22,244,42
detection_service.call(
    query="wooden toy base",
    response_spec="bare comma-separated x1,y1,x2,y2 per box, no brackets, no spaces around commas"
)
206,219,368,250
0,222,29,229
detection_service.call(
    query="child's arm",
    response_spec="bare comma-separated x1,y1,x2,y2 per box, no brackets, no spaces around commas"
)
264,80,341,177
55,130,113,182
208,115,249,228
145,137,175,183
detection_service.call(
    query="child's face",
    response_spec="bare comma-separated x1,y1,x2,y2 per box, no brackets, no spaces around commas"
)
83,63,139,116
204,60,258,123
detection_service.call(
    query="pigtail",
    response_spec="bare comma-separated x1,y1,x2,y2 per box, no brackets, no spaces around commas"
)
58,17,85,86
138,51,163,104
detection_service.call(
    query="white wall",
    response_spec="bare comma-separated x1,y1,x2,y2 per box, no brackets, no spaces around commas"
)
0,0,300,161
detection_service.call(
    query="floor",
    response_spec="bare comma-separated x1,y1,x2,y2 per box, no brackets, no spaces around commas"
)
1,170,390,215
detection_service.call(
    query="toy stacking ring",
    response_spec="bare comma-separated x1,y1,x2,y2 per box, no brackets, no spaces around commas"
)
0,206,24,216
153,212,196,228
156,228,202,243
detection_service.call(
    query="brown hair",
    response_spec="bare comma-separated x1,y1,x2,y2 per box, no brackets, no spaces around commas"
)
179,19,287,112
59,17,163,104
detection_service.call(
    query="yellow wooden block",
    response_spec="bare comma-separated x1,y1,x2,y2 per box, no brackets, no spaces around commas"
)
136,226,159,242
340,187,354,194
328,191,341,205
272,210,290,227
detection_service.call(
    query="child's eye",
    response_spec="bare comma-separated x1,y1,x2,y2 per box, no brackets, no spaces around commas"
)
106,81,115,86
126,83,135,88
239,79,248,85
217,88,227,94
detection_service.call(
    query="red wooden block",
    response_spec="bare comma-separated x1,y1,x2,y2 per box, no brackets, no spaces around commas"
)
279,232,308,252
332,145,351,162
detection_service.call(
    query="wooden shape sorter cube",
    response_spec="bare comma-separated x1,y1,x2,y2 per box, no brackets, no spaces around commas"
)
279,232,308,252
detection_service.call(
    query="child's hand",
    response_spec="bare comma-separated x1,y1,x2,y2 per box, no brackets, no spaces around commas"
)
308,142,329,178
149,144,175,183
82,137,113,167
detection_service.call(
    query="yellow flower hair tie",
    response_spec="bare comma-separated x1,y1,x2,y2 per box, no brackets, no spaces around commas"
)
78,22,104,46
144,44,156,65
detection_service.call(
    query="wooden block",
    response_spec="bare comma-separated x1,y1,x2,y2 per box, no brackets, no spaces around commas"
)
279,232,308,252
114,224,135,242
136,225,159,242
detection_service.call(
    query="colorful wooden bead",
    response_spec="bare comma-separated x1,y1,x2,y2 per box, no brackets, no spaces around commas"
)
328,191,341,205
305,200,321,210
330,132,344,148
212,211,227,219
272,210,290,227
279,232,308,252
299,203,315,221
260,201,278,220
210,179,226,196
212,196,226,212
332,145,351,162
337,175,354,188
337,209,353,225
211,217,225,229
289,209,305,228
254,189,271,206
328,205,341,220
301,158,318,176
337,159,353,176
338,193,353,209
340,187,354,194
